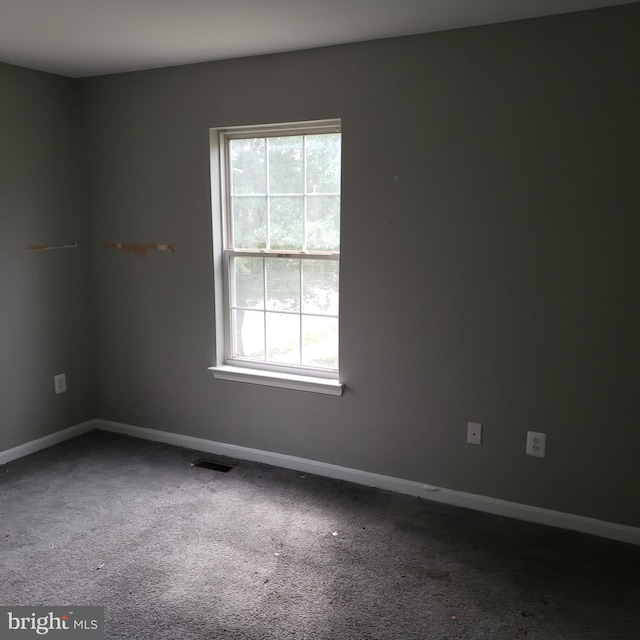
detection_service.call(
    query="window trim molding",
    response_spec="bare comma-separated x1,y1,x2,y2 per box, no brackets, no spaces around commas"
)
209,119,343,393
208,365,344,396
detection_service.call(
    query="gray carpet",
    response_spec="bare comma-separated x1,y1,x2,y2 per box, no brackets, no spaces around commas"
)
1,430,639,639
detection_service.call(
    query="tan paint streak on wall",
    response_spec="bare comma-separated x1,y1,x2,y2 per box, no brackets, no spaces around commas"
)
28,242,78,251
102,242,175,258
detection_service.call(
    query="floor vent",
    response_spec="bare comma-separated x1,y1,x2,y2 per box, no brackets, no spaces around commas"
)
192,458,234,473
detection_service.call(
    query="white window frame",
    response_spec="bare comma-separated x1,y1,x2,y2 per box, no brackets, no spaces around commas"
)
209,119,343,396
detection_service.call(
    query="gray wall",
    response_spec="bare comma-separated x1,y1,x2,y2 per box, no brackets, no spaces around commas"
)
4,4,635,527
0,63,93,450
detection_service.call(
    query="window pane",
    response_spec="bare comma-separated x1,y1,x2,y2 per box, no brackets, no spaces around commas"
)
232,196,267,249
270,196,303,250
221,123,341,377
266,259,300,312
232,257,264,310
302,316,338,369
302,260,339,315
230,138,266,194
266,313,300,365
306,195,340,252
268,137,303,194
231,309,265,360
306,133,341,194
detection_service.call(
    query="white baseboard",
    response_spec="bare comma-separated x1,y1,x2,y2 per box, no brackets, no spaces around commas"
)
2,419,638,546
94,419,640,546
0,420,95,465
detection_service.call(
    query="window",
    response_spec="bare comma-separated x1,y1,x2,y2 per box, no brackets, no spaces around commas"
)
209,120,343,395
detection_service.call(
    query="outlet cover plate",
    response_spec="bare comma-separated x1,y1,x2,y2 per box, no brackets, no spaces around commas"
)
467,422,482,445
54,373,67,394
526,431,546,457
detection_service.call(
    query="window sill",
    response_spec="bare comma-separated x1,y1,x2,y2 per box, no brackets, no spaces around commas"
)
208,365,344,396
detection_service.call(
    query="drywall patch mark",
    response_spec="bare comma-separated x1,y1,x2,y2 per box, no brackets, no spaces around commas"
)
28,242,78,251
102,242,175,258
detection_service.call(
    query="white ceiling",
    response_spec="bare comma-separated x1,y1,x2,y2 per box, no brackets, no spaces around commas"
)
0,0,636,78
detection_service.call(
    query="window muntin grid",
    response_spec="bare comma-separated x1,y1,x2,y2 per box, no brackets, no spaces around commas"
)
219,122,341,376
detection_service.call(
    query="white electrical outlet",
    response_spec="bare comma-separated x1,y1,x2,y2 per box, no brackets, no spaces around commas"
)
467,422,482,445
54,373,67,394
526,431,546,457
